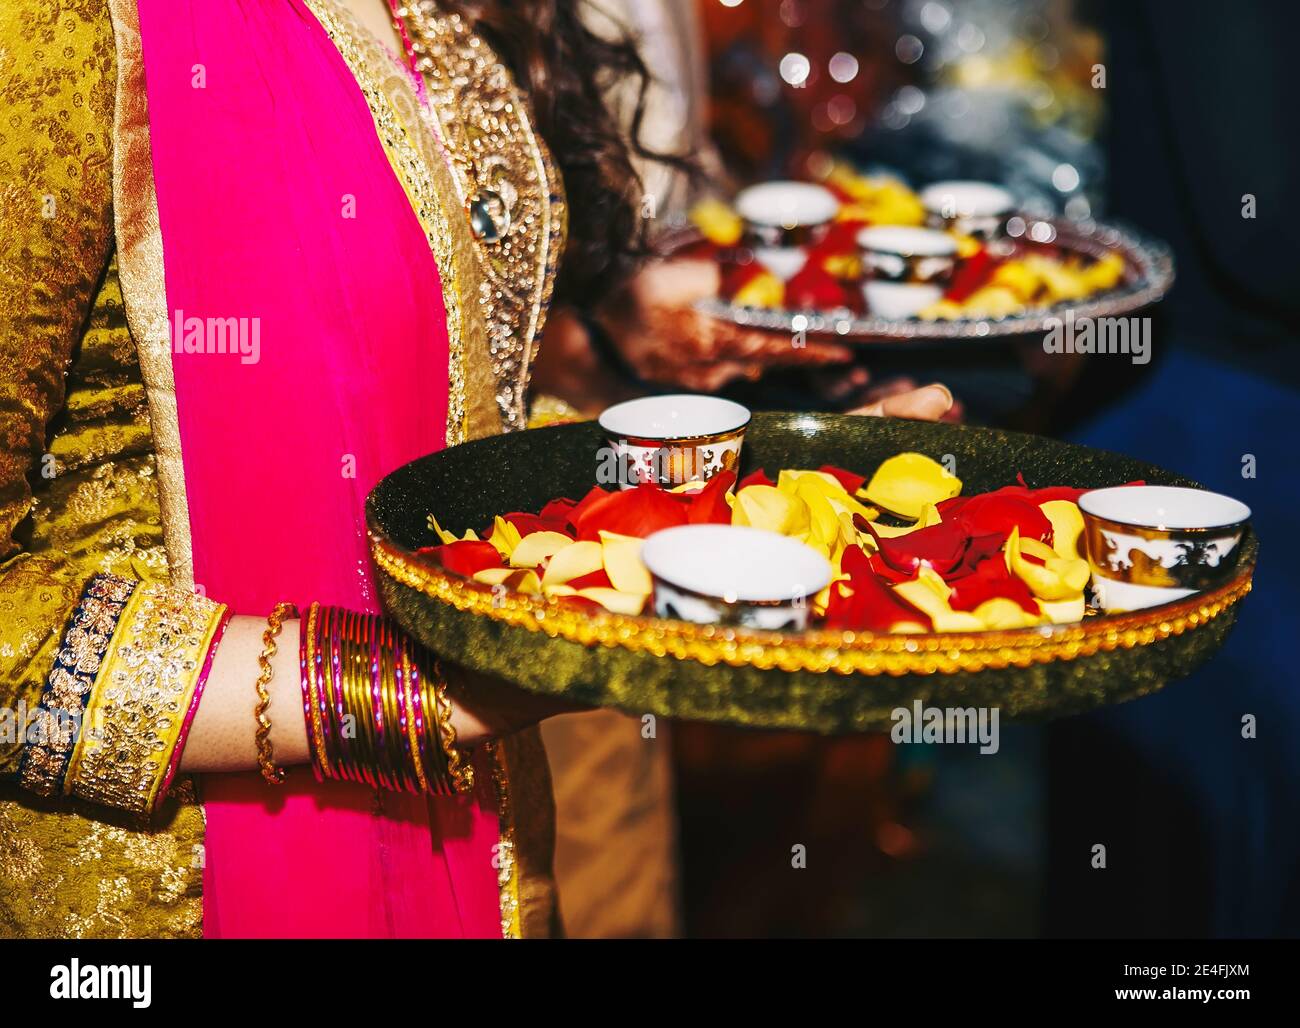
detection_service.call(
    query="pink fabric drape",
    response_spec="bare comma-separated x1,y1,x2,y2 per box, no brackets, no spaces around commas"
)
136,0,504,937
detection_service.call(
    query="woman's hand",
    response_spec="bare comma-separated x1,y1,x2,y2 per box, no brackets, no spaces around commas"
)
442,663,591,747
848,380,954,420
597,257,855,392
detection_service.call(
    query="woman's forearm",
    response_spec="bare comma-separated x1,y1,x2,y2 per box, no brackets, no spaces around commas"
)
180,615,309,773
178,614,501,775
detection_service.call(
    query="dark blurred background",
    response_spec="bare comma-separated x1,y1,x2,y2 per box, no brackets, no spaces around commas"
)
671,0,1300,938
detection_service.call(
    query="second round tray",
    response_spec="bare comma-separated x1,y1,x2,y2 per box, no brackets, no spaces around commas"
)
689,217,1174,349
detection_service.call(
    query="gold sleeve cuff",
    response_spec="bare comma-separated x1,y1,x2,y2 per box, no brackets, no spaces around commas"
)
61,580,228,818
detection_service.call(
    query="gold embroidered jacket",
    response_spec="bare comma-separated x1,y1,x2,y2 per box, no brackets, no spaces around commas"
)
0,0,564,938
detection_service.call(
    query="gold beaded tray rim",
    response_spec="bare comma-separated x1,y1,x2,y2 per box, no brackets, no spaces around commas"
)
369,531,1253,677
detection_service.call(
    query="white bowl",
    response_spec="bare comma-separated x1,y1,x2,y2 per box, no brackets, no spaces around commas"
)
734,181,839,229
1078,485,1251,611
598,395,751,489
642,525,833,630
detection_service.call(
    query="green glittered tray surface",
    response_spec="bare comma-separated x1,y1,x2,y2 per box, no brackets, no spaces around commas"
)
366,413,1255,734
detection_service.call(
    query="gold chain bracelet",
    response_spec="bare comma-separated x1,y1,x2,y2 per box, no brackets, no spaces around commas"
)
254,602,298,785
430,657,474,794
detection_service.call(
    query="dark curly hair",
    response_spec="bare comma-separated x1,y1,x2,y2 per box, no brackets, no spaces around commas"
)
456,0,694,306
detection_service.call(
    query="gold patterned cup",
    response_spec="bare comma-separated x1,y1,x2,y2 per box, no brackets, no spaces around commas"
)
1078,485,1251,612
598,395,751,490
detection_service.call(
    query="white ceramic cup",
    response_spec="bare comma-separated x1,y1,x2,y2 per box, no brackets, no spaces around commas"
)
642,525,833,630
735,181,840,282
1078,485,1251,611
920,180,1015,240
598,395,751,490
857,225,957,319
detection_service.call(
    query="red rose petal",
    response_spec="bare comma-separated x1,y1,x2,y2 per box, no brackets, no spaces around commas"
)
686,470,736,525
807,219,869,257
556,595,608,615
867,552,915,583
786,261,857,311
430,540,503,578
738,468,776,490
718,254,765,301
825,546,933,631
540,496,579,524
573,483,690,541
956,493,1053,544
944,248,1001,303
565,569,614,591
856,516,971,577
936,495,970,512
949,558,1039,613
500,511,573,539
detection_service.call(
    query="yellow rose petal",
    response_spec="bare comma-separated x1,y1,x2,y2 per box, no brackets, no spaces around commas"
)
1048,555,1091,593
892,569,985,632
972,597,1042,630
509,531,577,569
487,516,523,560
990,261,1039,302
1080,251,1125,293
960,285,1024,318
951,233,982,259
541,540,604,588
732,271,785,309
860,453,962,521
472,567,542,595
428,514,479,544
1037,594,1087,625
731,485,811,539
1018,536,1058,562
599,531,652,595
1041,500,1085,561
576,588,648,616
918,299,964,321
1006,526,1086,601
689,198,744,246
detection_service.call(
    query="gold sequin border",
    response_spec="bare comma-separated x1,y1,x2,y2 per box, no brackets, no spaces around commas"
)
63,582,226,818
484,740,521,940
370,532,1254,675
18,574,137,797
398,5,566,433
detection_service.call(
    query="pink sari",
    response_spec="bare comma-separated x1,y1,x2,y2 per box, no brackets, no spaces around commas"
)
136,1,504,937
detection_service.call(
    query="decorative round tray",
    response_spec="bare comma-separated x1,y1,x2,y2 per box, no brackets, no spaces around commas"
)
690,217,1174,347
367,413,1252,734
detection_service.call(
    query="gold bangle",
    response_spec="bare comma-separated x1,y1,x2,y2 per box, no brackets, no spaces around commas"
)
254,602,297,786
400,643,431,794
429,657,474,794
